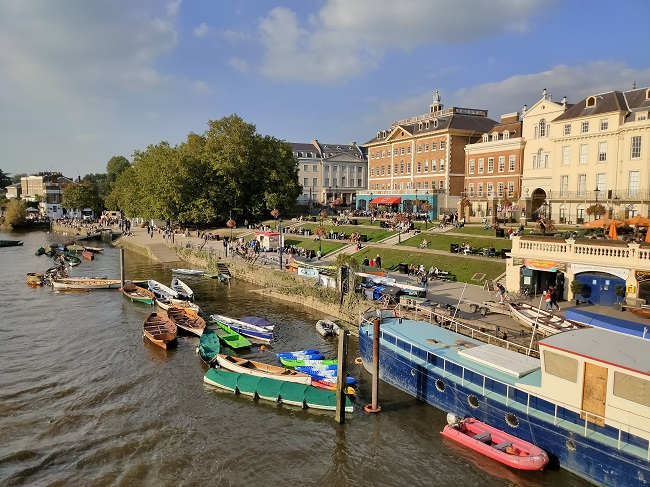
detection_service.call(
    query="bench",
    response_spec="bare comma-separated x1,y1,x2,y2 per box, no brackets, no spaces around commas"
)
493,441,513,451
473,432,492,443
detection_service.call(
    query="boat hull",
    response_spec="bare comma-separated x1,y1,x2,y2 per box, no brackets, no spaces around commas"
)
52,278,121,290
216,355,312,385
358,324,650,487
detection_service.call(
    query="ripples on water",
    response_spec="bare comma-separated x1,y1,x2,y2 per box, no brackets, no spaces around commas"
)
0,230,594,487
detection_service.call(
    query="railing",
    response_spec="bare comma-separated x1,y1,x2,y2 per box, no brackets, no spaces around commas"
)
358,189,448,196
548,190,649,200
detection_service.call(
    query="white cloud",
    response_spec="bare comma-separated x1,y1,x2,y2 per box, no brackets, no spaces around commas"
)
194,22,214,39
228,57,250,74
258,0,554,83
223,29,251,43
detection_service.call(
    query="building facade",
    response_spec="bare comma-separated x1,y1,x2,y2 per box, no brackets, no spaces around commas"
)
360,91,498,215
290,140,366,211
17,172,74,219
463,112,525,223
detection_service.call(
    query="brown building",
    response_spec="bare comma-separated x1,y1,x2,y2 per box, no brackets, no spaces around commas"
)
463,112,525,223
362,91,498,213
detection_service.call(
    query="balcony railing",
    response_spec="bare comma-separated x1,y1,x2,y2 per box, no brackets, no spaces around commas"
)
548,190,649,200
358,189,448,196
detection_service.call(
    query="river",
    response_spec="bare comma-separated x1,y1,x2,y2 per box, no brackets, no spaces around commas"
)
0,229,594,487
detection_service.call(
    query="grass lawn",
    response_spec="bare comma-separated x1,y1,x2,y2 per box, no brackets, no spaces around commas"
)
398,232,513,253
282,235,348,256
296,223,394,242
354,246,505,283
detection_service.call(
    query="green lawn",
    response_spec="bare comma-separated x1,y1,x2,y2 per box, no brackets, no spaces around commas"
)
282,235,347,256
354,246,505,283
295,223,394,242
398,232,512,253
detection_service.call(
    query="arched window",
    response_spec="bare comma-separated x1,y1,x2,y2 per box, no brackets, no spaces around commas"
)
539,119,547,137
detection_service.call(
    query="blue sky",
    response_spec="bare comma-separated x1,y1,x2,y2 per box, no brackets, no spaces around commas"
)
1,0,649,179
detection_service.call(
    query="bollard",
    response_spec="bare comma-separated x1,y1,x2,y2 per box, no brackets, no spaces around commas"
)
364,317,382,413
335,330,349,424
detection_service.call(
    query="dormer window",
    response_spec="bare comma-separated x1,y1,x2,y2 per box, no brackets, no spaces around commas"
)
419,123,423,130
482,134,489,142
382,130,387,138
586,96,597,107
425,121,430,129
646,88,650,99
503,131,510,140
491,133,498,141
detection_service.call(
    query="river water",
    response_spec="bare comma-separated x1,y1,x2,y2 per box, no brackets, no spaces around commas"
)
0,230,595,487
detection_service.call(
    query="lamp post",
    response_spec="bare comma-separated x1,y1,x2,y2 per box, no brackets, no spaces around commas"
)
369,192,373,224
594,187,600,204
278,218,283,270
226,213,236,256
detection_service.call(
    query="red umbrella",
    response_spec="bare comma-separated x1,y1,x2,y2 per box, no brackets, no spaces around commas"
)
609,222,618,241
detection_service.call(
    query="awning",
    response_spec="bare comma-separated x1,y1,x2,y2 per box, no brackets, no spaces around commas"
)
371,196,402,205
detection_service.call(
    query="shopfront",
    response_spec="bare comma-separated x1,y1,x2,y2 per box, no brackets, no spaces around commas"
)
514,258,566,299
570,264,627,306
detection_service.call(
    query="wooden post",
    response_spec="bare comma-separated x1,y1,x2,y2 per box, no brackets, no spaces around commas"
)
335,330,349,424
364,317,382,413
119,248,125,288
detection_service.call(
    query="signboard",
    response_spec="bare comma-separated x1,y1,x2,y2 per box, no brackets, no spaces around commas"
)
571,263,629,281
513,257,566,272
297,267,319,278
635,270,650,283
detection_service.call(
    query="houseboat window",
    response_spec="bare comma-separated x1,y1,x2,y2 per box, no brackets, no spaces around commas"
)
613,371,650,407
543,350,578,382
396,338,410,352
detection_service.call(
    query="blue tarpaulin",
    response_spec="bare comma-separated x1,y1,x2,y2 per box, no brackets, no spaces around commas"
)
564,309,650,339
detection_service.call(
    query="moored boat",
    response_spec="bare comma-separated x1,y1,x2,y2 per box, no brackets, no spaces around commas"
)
316,319,340,337
172,268,204,275
441,416,549,470
81,250,94,260
508,302,580,336
167,307,206,336
216,354,312,385
147,279,179,300
276,350,323,360
210,314,273,343
121,281,155,304
197,328,221,364
82,246,104,253
280,358,337,368
26,272,44,285
155,297,201,313
170,277,194,301
0,240,24,247
51,277,122,290
143,312,177,349
212,320,252,349
358,308,650,487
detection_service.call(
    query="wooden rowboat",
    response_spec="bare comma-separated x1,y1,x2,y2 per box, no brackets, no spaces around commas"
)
143,312,177,349
26,272,44,285
170,277,194,301
216,354,312,385
441,416,549,471
508,302,580,336
155,297,201,313
82,246,104,253
51,277,122,290
167,307,206,336
197,328,221,364
147,279,179,300
121,281,155,304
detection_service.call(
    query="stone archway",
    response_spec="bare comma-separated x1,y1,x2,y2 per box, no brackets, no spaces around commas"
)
530,188,547,219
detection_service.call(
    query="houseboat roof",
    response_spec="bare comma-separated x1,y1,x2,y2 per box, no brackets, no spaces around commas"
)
539,327,650,376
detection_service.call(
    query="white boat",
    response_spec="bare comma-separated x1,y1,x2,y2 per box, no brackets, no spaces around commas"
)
508,302,581,336
51,277,122,290
172,268,205,276
216,354,312,385
210,314,273,343
155,297,201,313
171,277,194,301
147,279,179,300
316,319,340,337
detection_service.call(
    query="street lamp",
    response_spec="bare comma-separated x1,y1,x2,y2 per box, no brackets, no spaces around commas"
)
369,192,374,225
594,187,600,204
425,191,430,229
226,213,236,256
278,218,283,270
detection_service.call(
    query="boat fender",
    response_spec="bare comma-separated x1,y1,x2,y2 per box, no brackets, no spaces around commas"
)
354,357,363,365
260,345,266,352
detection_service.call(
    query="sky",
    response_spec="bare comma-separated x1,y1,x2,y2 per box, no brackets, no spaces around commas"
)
1,0,649,179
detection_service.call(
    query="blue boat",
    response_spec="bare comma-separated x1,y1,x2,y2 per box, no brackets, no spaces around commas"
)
276,350,324,360
358,309,650,487
210,314,273,343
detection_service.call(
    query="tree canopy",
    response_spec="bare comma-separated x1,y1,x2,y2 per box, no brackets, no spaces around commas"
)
3,198,27,226
0,169,12,190
62,181,103,215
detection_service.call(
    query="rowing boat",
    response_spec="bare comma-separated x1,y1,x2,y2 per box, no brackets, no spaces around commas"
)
155,297,201,313
172,268,204,275
167,307,206,336
280,358,338,368
170,277,194,301
197,328,221,364
508,302,580,336
51,277,121,290
26,272,44,285
316,319,340,337
147,279,179,300
216,354,312,385
81,250,94,260
143,312,177,349
212,320,252,349
121,281,155,304
83,246,104,253
210,314,273,343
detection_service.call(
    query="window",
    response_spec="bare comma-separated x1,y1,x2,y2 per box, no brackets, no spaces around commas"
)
638,113,648,121
407,146,411,154
431,142,437,150
543,350,578,382
483,134,489,142
478,159,484,173
424,143,429,152
324,178,329,186
600,119,608,131
596,173,605,193
387,165,391,175
487,158,494,173
325,165,330,172
424,160,429,172
407,162,411,173
400,147,405,155
381,150,385,157
508,182,514,197
333,166,337,172
578,174,586,196
538,119,546,137
612,372,650,407
560,176,568,196
478,183,483,196
303,164,308,171
400,162,404,174
357,179,362,187
509,156,515,172
629,171,640,196
370,153,374,160
439,159,445,172
564,124,571,136
503,131,510,140
581,121,589,133
417,145,421,153
439,180,444,190
498,156,505,173
562,146,570,165
381,165,385,175
492,133,498,141
598,142,607,162
394,148,398,156
579,144,588,164
497,182,504,197
417,162,421,173
431,160,437,172
312,178,317,186
394,164,398,173
469,159,475,174
487,183,494,196
440,141,445,149
424,181,429,189
631,136,642,158
469,184,474,196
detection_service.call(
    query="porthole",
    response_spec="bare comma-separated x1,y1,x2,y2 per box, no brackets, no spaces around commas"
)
411,369,416,376
435,379,445,392
505,412,519,428
468,395,479,409
567,439,576,451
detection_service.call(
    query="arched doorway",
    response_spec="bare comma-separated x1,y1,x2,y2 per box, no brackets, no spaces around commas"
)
530,188,547,220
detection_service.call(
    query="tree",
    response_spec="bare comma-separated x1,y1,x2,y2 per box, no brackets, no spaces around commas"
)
82,173,110,199
0,169,12,190
106,156,131,183
12,173,27,184
62,181,103,215
3,198,27,226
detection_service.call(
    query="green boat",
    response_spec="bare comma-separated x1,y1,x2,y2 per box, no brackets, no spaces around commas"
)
280,358,338,368
197,328,221,364
203,368,353,412
212,320,252,349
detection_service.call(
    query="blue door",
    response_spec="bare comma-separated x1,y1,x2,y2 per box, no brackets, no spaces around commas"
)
575,273,624,306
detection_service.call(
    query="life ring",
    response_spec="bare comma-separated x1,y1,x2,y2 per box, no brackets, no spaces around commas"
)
354,357,363,365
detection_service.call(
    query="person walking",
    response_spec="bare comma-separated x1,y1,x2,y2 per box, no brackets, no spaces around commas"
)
375,254,382,269
549,285,560,311
544,289,553,311
496,282,507,303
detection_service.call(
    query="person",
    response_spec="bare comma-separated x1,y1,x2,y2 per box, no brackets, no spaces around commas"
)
549,285,560,311
375,254,382,269
496,282,507,302
486,245,496,257
362,257,369,266
544,289,553,311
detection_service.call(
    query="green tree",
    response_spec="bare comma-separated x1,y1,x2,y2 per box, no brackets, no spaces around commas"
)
0,169,12,189
106,156,131,183
82,173,110,199
12,173,27,184
3,198,27,226
62,181,103,215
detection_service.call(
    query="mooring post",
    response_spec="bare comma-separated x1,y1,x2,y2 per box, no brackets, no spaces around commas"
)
364,317,382,413
335,329,349,424
119,248,125,288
